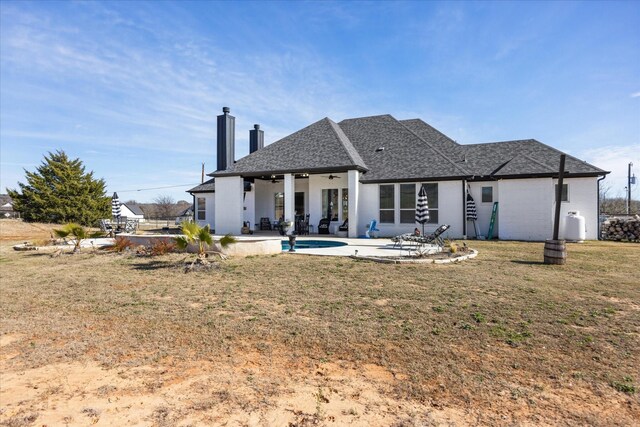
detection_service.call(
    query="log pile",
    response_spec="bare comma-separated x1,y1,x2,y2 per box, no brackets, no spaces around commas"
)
601,216,640,242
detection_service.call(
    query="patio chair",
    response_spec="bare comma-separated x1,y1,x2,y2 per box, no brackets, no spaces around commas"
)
365,220,380,238
391,232,415,249
338,219,348,232
318,218,330,234
298,214,310,235
99,219,114,237
259,217,272,231
407,224,450,248
124,219,139,233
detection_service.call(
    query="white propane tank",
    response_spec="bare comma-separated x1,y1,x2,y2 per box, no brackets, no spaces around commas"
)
565,211,586,242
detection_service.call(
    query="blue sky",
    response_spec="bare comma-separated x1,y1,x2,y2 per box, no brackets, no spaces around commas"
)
1,1,638,203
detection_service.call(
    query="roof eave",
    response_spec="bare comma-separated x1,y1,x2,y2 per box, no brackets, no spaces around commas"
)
212,165,369,178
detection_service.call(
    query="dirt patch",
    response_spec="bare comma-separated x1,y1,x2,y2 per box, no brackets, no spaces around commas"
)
0,220,60,243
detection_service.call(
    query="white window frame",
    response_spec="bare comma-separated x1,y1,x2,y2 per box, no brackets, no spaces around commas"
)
555,183,569,202
400,183,416,224
196,197,206,221
420,182,438,224
379,184,395,224
481,186,493,203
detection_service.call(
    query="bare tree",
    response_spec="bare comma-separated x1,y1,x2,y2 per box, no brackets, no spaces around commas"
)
153,194,176,219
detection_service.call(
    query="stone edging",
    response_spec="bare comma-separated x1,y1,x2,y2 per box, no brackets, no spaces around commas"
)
351,249,478,264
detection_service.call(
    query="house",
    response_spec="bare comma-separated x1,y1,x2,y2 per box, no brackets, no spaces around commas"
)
175,205,194,225
0,194,17,218
189,107,608,241
120,203,146,222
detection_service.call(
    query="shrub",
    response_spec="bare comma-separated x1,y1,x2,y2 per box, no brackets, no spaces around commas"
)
112,236,134,252
150,240,176,256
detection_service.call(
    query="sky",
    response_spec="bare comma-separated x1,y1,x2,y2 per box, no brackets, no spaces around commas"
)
1,1,639,203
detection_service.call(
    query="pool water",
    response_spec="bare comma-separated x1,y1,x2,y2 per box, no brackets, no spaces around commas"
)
281,239,348,250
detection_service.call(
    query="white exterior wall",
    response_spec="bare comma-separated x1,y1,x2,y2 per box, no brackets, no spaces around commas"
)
555,177,599,240
214,176,244,235
467,182,499,238
120,205,145,222
243,183,255,230
494,177,599,241
194,193,215,229
357,180,464,238
498,178,554,241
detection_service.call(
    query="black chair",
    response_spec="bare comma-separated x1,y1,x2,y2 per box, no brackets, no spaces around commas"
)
318,218,330,234
300,214,310,235
338,219,348,232
260,217,272,231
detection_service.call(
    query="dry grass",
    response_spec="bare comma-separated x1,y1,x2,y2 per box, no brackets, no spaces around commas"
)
0,224,639,425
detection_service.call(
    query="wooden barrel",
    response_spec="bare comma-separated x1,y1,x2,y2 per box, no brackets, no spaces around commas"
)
544,239,566,265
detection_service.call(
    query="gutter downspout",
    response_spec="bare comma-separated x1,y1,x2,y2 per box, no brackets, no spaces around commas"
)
597,175,606,240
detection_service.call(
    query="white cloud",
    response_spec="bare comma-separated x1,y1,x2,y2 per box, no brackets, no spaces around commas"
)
631,92,640,98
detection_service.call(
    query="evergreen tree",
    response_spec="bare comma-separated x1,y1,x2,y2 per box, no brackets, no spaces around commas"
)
7,150,110,226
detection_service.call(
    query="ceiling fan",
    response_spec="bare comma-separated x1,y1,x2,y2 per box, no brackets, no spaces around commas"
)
271,178,281,184
323,174,341,180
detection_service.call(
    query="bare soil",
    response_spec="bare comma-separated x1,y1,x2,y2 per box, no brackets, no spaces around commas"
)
0,222,638,426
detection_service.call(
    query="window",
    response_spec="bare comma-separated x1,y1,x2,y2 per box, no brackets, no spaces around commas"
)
341,188,348,221
555,184,569,202
400,183,416,223
295,192,305,215
322,189,339,221
420,183,438,224
196,197,206,220
274,192,284,220
379,184,395,223
481,186,493,203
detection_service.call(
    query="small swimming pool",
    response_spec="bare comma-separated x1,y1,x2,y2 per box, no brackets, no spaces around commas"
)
281,239,348,251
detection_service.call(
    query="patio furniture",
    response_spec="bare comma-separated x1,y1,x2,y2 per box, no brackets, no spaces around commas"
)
365,220,380,238
260,217,272,230
99,219,114,237
338,219,348,232
391,232,415,249
297,214,310,235
318,218,331,234
403,224,451,248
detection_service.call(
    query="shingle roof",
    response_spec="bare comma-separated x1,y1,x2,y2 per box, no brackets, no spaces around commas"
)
213,117,368,177
338,115,470,182
187,178,251,194
400,119,461,153
123,203,145,216
208,115,607,181
457,140,606,178
188,178,215,193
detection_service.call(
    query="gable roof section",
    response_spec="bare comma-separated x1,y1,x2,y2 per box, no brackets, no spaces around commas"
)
458,139,606,178
123,203,145,216
400,119,461,153
214,117,368,177
338,115,470,182
188,178,252,194
188,178,216,193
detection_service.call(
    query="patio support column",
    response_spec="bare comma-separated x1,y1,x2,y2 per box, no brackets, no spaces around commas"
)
348,169,360,238
283,173,295,222
214,175,244,235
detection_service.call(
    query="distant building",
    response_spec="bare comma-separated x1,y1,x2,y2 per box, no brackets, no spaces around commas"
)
0,194,18,218
120,203,145,222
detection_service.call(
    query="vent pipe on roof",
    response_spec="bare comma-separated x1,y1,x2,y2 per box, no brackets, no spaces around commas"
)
249,124,264,154
217,107,235,171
